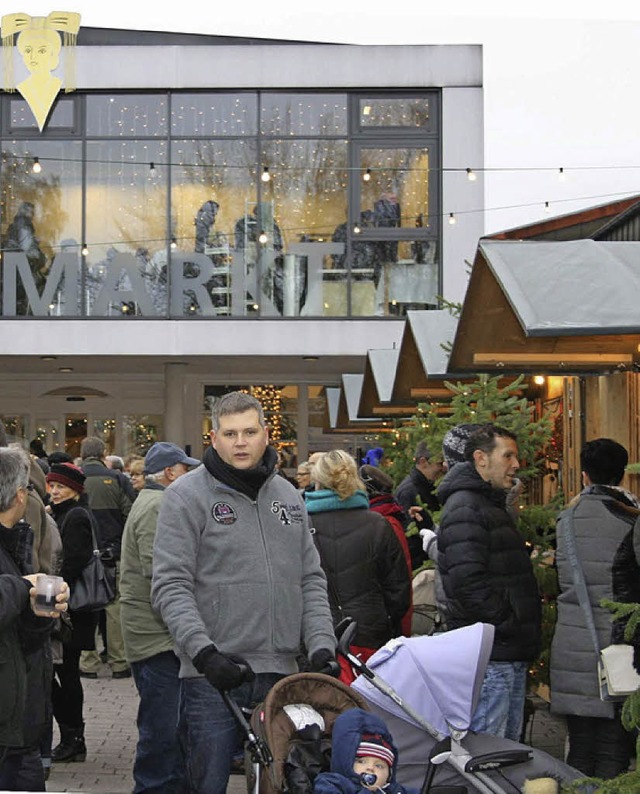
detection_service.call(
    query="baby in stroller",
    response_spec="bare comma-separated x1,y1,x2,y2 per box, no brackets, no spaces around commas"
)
314,707,418,794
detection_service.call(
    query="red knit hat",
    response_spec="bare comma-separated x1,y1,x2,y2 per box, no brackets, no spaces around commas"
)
356,734,395,767
46,463,85,494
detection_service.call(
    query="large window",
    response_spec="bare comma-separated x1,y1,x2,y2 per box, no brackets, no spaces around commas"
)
0,90,440,318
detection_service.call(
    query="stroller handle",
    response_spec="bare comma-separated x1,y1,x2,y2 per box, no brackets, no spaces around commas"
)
335,617,357,657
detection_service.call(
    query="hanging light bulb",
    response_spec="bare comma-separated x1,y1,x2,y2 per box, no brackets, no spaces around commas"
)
544,201,551,213
448,213,456,225
149,162,157,176
32,157,42,174
466,168,477,182
261,166,271,183
558,167,566,182
258,230,268,244
81,243,89,256
170,237,177,250
363,168,371,182
353,223,361,235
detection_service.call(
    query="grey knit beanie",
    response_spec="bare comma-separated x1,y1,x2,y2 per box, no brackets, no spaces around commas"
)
441,423,482,470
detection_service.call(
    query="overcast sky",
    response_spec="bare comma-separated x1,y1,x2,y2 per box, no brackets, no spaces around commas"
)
13,1,640,233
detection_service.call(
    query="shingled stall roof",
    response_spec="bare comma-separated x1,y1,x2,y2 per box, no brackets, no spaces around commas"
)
449,239,640,373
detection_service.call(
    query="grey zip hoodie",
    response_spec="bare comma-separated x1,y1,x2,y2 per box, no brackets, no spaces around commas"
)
151,463,335,678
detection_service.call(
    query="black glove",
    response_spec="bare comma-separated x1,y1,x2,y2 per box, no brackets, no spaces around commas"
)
309,648,339,677
192,644,255,692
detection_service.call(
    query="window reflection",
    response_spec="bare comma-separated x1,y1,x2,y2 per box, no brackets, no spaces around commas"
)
0,90,440,319
359,97,431,128
0,140,82,316
261,94,347,136
10,96,75,130
171,93,257,136
86,95,168,137
85,140,169,316
359,146,430,225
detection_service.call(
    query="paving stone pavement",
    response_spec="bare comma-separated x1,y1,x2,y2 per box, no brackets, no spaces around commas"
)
45,669,567,794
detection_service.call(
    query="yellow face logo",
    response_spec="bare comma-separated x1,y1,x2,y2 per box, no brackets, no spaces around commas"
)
1,11,81,131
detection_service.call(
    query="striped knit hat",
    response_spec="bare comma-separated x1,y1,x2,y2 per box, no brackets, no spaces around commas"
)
356,734,395,767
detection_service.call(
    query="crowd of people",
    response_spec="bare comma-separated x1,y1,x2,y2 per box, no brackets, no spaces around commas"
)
1,397,639,792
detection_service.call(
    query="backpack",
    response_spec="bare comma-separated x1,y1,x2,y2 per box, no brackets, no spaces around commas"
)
411,568,443,636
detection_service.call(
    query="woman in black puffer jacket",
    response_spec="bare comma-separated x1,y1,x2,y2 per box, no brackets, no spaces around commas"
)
304,450,410,683
46,463,99,765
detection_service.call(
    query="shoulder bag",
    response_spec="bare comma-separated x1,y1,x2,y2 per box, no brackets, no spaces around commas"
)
561,506,640,701
68,508,117,612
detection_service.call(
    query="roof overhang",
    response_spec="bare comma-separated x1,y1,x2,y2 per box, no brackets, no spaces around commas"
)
449,240,640,374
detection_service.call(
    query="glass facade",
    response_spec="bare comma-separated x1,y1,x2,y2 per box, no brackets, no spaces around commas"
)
0,90,440,318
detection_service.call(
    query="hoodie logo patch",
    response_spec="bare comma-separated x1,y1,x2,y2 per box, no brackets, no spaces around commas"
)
212,502,237,524
270,500,305,526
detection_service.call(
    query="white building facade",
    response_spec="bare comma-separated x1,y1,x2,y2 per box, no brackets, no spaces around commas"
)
0,29,483,462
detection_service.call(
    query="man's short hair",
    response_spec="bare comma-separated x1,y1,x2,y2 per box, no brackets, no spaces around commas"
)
0,447,29,512
464,424,517,462
580,438,628,486
80,436,106,460
211,391,265,432
414,441,432,461
106,455,125,472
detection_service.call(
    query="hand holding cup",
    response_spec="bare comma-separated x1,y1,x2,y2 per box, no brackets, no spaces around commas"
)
25,574,69,618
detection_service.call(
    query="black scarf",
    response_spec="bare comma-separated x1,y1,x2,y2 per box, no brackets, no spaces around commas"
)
203,444,277,501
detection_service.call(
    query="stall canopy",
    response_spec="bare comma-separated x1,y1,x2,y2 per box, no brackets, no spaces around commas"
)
328,373,386,432
449,239,640,373
390,310,459,403
357,348,417,418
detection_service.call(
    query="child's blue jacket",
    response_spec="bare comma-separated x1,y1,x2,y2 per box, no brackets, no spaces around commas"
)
313,707,418,794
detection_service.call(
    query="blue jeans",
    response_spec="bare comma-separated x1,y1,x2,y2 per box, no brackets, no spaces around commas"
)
180,672,283,794
131,651,187,794
470,660,528,740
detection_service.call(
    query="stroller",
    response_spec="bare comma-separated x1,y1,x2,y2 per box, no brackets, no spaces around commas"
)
228,671,369,793
340,620,581,794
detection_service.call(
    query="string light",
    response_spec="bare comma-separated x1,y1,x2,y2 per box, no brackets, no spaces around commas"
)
32,157,41,174
353,223,361,234
261,166,271,183
448,212,456,225
149,162,157,176
558,167,566,182
466,167,477,182
258,230,268,244
363,168,371,182
544,201,551,213
81,243,89,256
170,237,178,249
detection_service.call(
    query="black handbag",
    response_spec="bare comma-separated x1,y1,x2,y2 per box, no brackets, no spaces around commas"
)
68,509,117,612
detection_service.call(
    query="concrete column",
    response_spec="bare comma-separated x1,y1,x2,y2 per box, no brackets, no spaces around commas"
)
297,384,309,464
164,363,188,447
183,378,203,457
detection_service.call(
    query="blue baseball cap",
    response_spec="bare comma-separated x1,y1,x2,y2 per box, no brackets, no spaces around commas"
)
144,442,200,474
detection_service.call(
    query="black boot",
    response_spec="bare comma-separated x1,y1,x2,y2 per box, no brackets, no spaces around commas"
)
52,723,87,763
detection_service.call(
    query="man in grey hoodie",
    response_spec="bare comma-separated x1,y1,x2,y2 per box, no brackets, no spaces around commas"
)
151,391,336,793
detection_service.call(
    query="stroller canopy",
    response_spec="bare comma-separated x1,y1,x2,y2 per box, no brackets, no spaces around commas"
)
352,623,494,736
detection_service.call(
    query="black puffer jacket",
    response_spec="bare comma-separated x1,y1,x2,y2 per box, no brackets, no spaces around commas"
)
306,490,410,649
0,522,52,750
436,462,541,662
